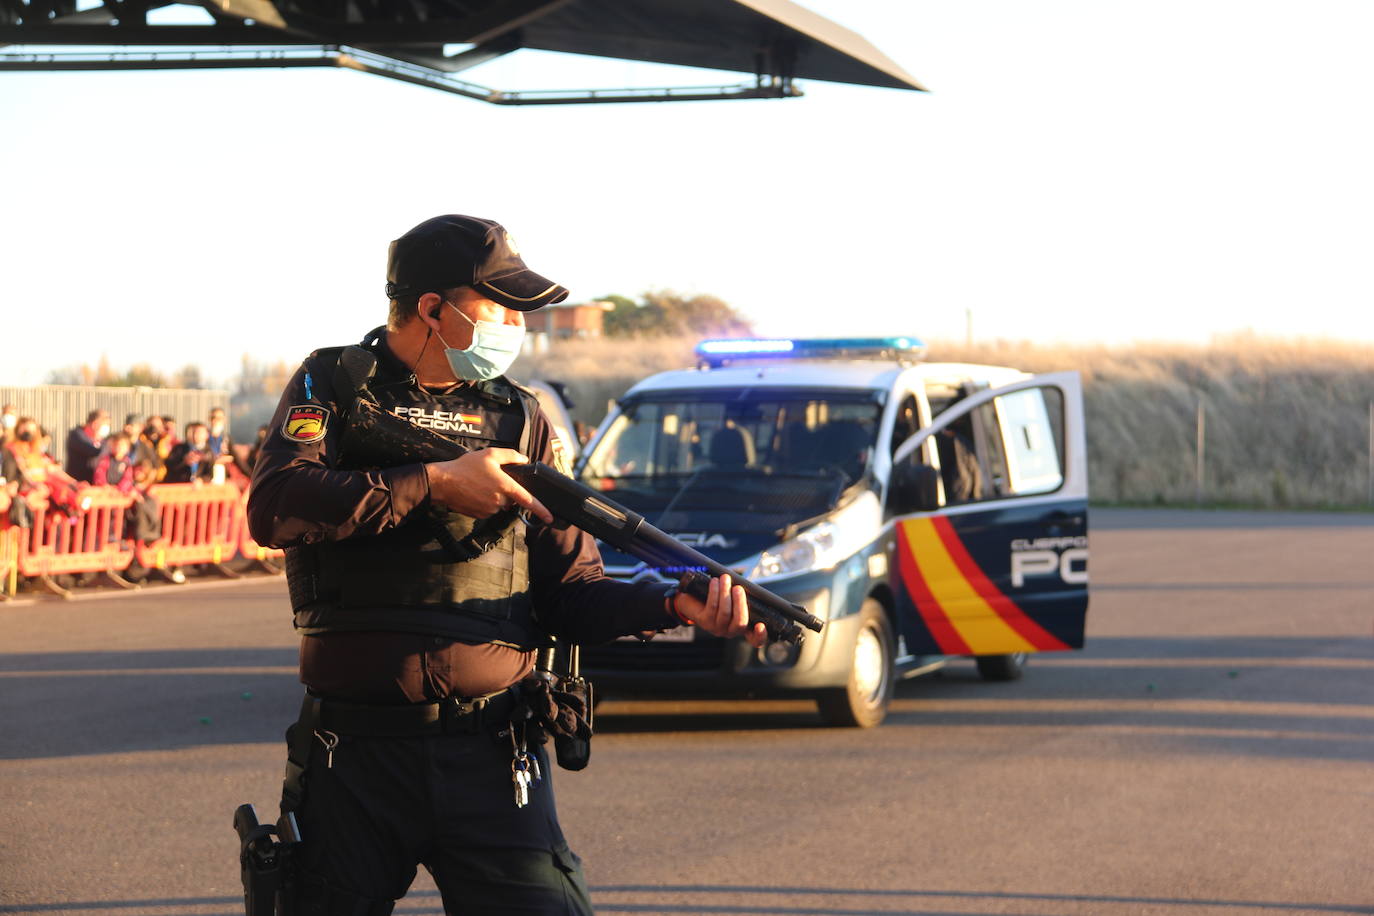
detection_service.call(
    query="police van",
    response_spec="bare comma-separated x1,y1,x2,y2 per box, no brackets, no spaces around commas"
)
573,337,1089,727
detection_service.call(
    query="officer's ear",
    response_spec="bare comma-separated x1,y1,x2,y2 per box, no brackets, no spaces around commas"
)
417,292,445,330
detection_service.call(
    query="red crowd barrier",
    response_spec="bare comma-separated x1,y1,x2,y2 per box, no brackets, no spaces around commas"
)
136,483,244,572
7,482,291,594
0,524,19,598
16,486,136,579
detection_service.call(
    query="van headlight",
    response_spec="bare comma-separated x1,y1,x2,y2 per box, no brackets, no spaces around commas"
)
749,522,837,579
744,491,882,582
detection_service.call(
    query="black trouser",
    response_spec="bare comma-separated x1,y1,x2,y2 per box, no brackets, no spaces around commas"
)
286,721,593,915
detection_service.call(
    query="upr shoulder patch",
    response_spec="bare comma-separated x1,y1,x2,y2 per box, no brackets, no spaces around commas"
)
283,405,329,443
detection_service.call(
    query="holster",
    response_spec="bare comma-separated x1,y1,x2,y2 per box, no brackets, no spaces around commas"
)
551,674,593,772
520,646,594,772
231,697,318,916
234,803,300,916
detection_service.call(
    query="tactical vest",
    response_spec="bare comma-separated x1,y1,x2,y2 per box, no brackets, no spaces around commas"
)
284,337,544,650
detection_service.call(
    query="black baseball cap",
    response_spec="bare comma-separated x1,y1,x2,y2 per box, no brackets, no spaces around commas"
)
384,214,569,311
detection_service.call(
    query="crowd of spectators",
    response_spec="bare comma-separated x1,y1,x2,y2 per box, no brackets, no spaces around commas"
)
1,403,271,583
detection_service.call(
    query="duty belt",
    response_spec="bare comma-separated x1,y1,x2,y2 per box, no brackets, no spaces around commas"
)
300,688,519,738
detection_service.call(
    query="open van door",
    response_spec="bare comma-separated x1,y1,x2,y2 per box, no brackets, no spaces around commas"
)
887,371,1089,666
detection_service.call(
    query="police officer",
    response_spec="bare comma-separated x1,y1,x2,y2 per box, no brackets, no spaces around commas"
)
247,214,765,916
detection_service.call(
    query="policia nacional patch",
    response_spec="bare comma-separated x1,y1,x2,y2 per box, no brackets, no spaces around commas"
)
283,405,329,443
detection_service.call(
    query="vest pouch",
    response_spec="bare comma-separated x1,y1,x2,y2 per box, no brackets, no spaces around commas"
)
317,511,530,624
284,545,319,612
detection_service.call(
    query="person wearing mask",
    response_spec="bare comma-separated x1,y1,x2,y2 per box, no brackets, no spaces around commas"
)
206,407,239,484
159,416,179,461
1,410,22,519
163,421,215,484
134,415,168,481
206,407,233,458
65,409,110,484
247,214,765,914
1,405,18,448
7,419,84,523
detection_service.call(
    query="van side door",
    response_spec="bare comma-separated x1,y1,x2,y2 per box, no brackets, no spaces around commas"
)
885,372,1089,657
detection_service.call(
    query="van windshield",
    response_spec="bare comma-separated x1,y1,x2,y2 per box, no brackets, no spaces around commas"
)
580,390,882,519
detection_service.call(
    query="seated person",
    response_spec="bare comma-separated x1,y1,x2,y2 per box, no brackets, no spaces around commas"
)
5,419,85,520
707,422,755,468
163,422,216,484
135,415,168,482
809,419,873,482
65,410,110,484
206,407,239,476
935,425,984,503
93,433,137,493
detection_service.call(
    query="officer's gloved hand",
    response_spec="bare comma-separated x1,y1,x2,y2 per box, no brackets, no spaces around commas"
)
425,448,553,524
518,672,592,742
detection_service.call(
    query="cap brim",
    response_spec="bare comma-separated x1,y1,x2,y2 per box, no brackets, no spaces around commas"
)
476,270,569,311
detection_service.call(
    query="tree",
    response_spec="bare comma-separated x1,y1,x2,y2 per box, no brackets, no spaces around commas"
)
173,365,204,389
599,290,755,338
94,354,117,386
599,294,641,337
121,363,169,388
235,355,294,397
46,362,168,386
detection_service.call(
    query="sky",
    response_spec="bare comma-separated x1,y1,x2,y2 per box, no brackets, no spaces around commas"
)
2,0,1373,387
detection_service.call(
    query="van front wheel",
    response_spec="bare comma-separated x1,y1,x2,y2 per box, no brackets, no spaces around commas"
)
816,600,894,728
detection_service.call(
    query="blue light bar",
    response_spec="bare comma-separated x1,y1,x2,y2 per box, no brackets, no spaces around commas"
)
695,336,926,366
697,339,796,355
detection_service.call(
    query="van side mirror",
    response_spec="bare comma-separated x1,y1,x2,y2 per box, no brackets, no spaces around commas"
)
889,461,940,513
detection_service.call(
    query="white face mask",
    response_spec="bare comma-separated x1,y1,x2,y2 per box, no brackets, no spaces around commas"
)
1,414,15,430
96,423,111,439
437,302,526,382
210,423,225,436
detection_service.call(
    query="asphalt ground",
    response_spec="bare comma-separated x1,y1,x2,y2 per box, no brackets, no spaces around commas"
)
1,508,1371,916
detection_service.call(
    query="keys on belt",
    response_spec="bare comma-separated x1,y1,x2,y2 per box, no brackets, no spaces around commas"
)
303,689,543,810
509,720,542,809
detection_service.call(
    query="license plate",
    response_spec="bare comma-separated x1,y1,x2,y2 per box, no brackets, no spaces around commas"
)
618,625,695,643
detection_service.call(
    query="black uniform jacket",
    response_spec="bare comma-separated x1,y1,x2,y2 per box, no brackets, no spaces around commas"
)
248,333,675,703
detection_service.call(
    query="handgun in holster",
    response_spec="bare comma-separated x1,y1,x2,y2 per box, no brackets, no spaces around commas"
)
234,803,301,916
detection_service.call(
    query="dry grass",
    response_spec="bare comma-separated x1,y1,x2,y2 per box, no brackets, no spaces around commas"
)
515,334,1374,509
511,336,700,429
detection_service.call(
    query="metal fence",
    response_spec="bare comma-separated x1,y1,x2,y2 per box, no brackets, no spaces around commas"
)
0,385,231,468
1086,392,1374,508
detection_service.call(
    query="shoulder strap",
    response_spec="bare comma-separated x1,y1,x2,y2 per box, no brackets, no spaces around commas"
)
510,382,537,458
335,346,379,404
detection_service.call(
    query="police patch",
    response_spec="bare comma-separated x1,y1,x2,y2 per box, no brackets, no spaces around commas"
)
283,405,328,443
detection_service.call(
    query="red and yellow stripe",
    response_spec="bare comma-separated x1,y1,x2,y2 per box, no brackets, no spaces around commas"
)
456,413,482,425
896,517,1068,655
